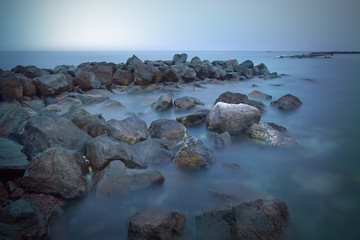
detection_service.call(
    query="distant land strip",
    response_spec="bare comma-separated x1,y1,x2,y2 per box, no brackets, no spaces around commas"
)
278,51,360,59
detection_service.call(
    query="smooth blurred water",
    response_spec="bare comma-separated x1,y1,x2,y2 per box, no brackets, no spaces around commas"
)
3,51,359,239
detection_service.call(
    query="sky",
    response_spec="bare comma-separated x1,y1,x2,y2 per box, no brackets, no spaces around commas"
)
0,0,359,51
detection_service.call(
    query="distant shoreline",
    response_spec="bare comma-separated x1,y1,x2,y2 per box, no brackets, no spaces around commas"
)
278,51,360,59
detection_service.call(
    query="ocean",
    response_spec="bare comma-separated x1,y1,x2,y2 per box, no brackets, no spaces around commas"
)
1,51,359,239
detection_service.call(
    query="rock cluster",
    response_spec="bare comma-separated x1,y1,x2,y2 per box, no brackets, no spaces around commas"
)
0,53,297,239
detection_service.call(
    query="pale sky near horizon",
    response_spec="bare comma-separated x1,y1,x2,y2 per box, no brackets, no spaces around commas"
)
0,0,359,51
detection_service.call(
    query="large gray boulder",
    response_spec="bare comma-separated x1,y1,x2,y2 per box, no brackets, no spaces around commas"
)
173,53,188,65
128,209,186,240
151,94,173,111
105,114,148,144
0,72,23,101
174,136,215,169
21,147,88,199
271,94,302,110
63,106,108,137
0,102,32,139
94,160,165,197
21,110,91,159
181,66,197,82
86,135,173,170
174,96,204,111
33,73,69,96
126,55,143,71
134,63,162,85
247,123,297,147
0,138,29,179
112,69,134,85
215,91,266,113
149,119,188,148
206,102,261,134
11,65,51,79
74,68,101,90
196,199,290,240
160,66,182,83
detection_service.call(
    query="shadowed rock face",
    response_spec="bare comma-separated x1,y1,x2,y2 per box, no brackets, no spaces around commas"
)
128,209,186,240
207,102,261,135
21,147,88,199
196,199,290,240
0,138,29,179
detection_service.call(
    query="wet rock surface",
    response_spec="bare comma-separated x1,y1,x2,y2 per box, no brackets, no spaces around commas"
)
128,209,186,240
174,136,215,169
149,119,188,148
207,102,261,134
151,94,173,111
271,94,302,110
196,199,290,240
174,96,204,111
176,109,210,126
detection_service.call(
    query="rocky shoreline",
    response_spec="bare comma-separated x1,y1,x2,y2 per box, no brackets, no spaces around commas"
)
0,53,301,239
278,50,360,59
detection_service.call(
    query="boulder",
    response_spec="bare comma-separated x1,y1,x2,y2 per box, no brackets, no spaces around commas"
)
0,72,23,101
33,73,69,96
128,210,186,240
239,60,254,69
112,69,134,85
206,102,261,134
174,136,215,169
151,94,173,111
0,138,29,180
44,95,83,115
0,102,31,139
134,63,162,85
53,64,77,76
173,53,188,65
247,123,297,147
126,55,143,71
248,90,272,100
63,106,108,137
74,68,101,90
21,147,88,199
212,66,227,79
225,59,239,70
105,114,148,144
86,135,173,170
11,65,51,79
21,110,91,159
271,94,302,110
214,131,232,150
181,66,197,82
161,66,182,83
215,91,266,113
266,122,287,132
149,119,188,148
196,199,290,240
234,65,253,79
94,160,165,197
176,109,210,126
17,73,37,98
174,96,204,111
87,64,114,87
254,63,270,78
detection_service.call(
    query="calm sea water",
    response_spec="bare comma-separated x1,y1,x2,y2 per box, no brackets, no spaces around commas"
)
2,51,360,239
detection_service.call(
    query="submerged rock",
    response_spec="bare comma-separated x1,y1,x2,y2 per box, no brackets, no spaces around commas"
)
214,131,232,150
176,109,210,126
215,91,265,112
206,102,261,134
248,90,272,100
196,199,290,240
174,96,204,111
247,123,297,147
151,94,173,111
271,94,302,110
174,136,215,169
21,147,88,199
128,209,186,240
94,160,165,197
149,119,188,148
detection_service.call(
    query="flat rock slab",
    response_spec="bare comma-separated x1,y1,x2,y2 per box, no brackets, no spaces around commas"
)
0,138,28,179
94,160,165,198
